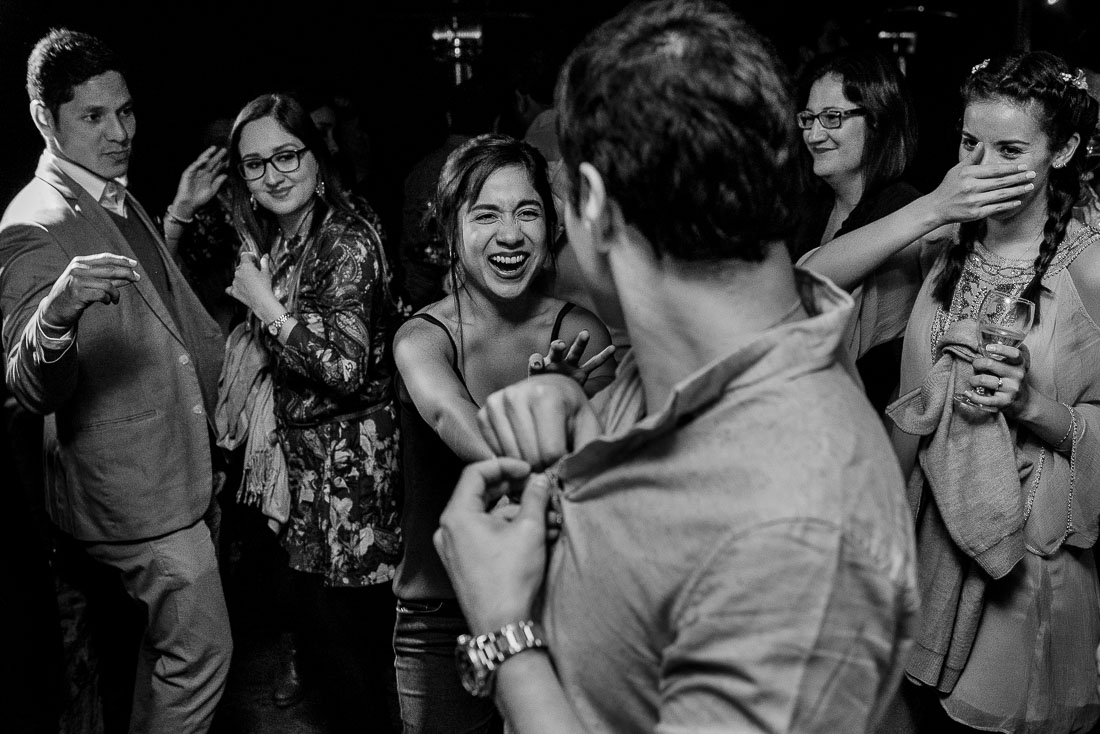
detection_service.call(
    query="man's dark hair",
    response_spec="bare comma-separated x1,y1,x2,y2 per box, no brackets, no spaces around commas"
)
556,0,798,262
26,28,124,119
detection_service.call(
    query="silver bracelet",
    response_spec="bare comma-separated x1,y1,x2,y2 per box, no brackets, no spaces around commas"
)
165,206,194,225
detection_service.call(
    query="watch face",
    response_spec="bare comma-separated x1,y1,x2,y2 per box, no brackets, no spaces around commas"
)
456,636,492,697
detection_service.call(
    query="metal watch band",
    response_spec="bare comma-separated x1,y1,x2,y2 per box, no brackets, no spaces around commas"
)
268,312,291,334
481,619,546,670
457,620,547,697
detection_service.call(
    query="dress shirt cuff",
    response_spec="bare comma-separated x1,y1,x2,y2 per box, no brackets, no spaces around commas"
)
36,311,75,363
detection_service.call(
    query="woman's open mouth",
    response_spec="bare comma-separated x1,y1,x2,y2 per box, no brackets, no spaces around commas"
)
488,251,531,277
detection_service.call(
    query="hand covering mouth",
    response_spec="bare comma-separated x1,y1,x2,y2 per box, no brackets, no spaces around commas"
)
488,251,531,273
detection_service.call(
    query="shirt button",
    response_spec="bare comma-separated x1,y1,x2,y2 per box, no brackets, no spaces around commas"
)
179,354,191,365
192,405,204,415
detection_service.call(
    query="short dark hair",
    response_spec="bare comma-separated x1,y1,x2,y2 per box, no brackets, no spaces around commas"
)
556,0,798,263
26,28,124,119
799,48,917,196
227,93,353,247
435,133,558,263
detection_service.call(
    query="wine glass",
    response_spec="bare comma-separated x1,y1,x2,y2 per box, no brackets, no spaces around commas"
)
953,291,1035,412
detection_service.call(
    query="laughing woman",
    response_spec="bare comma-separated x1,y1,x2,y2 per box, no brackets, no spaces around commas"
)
391,134,614,733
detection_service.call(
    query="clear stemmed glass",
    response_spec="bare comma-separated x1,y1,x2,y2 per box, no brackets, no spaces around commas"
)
953,291,1035,413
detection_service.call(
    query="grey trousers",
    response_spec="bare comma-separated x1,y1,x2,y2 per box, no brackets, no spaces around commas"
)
85,520,232,734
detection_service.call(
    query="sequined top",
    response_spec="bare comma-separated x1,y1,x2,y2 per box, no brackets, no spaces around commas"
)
927,234,1089,359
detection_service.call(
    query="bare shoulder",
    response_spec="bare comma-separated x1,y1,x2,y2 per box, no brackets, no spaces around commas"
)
394,310,455,366
556,301,613,345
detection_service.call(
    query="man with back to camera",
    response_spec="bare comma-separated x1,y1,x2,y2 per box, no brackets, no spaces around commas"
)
0,29,231,733
433,2,920,732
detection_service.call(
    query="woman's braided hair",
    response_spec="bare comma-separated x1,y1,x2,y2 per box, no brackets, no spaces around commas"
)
932,52,1099,323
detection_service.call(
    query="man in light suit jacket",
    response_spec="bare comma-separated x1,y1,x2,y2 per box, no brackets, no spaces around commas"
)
0,29,232,733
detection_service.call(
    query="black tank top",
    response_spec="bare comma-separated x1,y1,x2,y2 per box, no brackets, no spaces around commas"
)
392,303,575,601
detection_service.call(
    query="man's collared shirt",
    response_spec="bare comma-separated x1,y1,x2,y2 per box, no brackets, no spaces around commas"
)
51,152,128,217
542,270,919,733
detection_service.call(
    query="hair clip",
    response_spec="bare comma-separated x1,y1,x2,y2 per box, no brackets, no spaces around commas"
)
971,59,990,75
1059,69,1089,92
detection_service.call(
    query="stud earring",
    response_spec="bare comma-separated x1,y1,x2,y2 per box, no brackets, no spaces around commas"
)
1053,160,1066,169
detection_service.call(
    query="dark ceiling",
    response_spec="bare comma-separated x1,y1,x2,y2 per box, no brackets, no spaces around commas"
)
1,0,1097,208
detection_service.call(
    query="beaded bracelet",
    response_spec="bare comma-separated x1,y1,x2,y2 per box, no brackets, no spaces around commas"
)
165,206,195,226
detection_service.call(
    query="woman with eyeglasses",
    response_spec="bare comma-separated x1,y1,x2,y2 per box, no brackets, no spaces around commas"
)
390,134,614,733
807,52,1100,734
223,93,403,733
794,49,926,412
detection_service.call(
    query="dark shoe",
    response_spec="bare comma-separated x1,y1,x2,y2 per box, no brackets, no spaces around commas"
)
272,633,305,708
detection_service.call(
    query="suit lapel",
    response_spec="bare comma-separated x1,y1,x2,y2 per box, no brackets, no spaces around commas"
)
35,155,185,345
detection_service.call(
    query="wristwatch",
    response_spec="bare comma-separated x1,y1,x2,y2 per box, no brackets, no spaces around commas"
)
267,312,291,336
456,620,547,698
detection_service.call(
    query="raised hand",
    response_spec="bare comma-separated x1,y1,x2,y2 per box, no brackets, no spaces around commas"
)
528,329,615,386
169,145,229,220
40,253,141,330
927,142,1037,225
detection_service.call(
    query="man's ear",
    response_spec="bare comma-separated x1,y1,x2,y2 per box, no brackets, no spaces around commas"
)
30,100,55,139
577,162,623,251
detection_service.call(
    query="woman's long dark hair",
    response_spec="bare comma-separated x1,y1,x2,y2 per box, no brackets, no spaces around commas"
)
431,133,557,360
932,52,1099,322
226,93,356,252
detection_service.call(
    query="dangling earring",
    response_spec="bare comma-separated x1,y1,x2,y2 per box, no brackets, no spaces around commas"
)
315,179,326,198
249,194,257,210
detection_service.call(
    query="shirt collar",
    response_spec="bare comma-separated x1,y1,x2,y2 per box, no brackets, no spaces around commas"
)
47,151,129,214
557,268,855,480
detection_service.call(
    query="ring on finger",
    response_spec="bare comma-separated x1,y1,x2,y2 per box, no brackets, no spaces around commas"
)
997,377,1004,392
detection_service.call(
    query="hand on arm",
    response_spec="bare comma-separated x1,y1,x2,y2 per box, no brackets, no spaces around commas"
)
478,374,602,470
802,143,1037,290
433,458,588,733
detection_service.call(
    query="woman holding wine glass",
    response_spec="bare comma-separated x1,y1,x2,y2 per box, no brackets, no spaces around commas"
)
806,52,1100,733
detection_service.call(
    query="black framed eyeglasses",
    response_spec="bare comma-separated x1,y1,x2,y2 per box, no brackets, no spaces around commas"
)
796,108,868,130
237,147,310,181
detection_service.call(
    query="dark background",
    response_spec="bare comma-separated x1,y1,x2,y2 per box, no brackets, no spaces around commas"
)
1,0,1097,229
